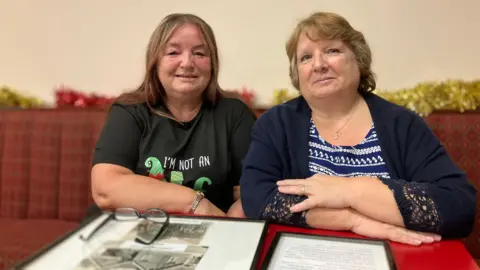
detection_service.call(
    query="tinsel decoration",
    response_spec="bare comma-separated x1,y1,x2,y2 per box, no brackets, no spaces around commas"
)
374,79,480,116
0,86,45,108
55,85,116,109
273,88,299,105
271,80,480,116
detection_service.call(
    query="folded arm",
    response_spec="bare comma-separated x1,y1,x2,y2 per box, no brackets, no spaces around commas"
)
343,176,440,232
343,114,476,238
92,163,198,213
260,192,308,226
257,190,440,246
305,207,440,245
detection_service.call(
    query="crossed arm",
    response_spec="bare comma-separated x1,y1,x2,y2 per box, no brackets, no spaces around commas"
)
257,177,444,246
240,112,476,243
276,175,404,227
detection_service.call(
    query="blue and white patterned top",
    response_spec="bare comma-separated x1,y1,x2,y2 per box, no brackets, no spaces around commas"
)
308,118,390,179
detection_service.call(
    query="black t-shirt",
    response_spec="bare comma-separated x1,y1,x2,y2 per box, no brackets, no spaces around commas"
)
92,97,256,212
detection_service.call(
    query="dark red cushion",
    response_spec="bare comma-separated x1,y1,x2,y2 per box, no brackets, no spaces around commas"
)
0,109,104,221
0,218,78,269
425,112,480,260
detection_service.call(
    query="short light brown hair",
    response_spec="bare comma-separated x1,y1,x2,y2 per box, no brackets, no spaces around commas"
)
286,12,376,94
115,13,224,118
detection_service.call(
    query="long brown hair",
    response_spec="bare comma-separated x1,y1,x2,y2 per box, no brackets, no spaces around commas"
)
114,13,226,119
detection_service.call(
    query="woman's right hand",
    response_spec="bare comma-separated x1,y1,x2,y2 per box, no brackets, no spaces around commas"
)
350,210,441,246
193,198,227,217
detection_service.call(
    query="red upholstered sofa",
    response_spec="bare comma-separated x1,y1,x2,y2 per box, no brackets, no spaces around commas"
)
0,108,106,269
424,110,480,264
0,107,478,269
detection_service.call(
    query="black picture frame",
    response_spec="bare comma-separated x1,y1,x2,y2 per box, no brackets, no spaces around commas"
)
14,212,269,270
260,232,397,270
12,211,103,270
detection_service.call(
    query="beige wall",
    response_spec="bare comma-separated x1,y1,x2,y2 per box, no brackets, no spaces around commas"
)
0,0,479,107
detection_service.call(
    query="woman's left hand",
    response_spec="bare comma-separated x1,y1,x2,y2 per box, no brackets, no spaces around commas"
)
277,174,350,212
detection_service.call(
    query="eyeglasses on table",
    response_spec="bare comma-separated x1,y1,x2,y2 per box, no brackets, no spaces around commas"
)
79,208,169,245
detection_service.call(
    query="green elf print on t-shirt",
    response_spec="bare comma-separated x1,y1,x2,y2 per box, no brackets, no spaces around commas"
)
145,157,212,192
145,157,165,180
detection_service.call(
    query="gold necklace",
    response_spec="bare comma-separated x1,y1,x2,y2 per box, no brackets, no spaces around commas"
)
332,98,361,140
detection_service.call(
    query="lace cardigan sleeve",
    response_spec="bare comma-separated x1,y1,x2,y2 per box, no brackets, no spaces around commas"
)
380,178,442,233
383,109,477,238
260,192,309,227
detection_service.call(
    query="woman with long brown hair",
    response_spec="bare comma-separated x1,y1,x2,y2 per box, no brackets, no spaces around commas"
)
90,13,254,217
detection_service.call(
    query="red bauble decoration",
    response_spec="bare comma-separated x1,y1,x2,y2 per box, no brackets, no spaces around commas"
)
54,85,116,109
238,86,255,108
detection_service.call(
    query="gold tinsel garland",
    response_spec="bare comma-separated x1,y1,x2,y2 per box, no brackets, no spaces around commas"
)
374,79,480,116
2,80,480,115
272,88,299,105
273,79,480,116
0,86,45,108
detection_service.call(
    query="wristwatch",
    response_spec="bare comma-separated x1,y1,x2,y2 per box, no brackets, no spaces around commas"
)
189,191,205,214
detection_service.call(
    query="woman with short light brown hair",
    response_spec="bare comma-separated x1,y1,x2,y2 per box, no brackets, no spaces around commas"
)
241,12,476,245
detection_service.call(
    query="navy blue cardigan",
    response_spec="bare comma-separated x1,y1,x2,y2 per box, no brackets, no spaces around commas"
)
240,93,476,238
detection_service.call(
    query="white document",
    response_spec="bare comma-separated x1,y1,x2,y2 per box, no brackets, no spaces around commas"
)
266,234,393,270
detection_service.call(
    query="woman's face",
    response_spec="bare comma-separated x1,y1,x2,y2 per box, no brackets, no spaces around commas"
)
296,32,360,100
158,23,211,100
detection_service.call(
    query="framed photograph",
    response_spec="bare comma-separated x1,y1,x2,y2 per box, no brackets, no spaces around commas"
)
260,232,397,270
15,212,268,270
